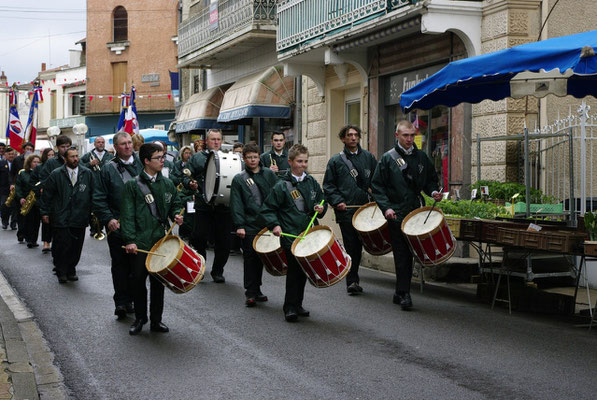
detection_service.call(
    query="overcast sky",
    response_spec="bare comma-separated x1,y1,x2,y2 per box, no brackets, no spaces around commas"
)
0,1,86,85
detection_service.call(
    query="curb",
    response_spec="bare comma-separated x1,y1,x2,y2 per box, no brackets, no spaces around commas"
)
0,271,68,399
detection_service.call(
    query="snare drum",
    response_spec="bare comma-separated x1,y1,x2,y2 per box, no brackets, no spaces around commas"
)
352,202,392,255
401,207,455,266
252,227,288,276
291,225,351,288
146,235,206,294
204,150,243,206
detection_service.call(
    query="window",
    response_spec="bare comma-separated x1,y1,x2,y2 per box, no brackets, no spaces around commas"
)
193,75,200,94
113,6,128,42
51,90,57,120
70,92,85,116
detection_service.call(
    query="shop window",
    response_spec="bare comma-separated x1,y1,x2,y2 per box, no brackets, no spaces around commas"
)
70,92,85,116
113,6,128,42
345,100,360,126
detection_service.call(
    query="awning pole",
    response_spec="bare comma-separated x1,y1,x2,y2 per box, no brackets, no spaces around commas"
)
477,132,481,183
569,127,576,226
579,101,588,214
524,127,531,217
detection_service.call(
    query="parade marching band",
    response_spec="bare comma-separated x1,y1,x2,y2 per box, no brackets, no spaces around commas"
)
1,120,444,334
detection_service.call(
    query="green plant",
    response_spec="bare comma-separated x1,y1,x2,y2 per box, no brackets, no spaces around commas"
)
423,195,507,219
471,180,559,204
584,211,597,241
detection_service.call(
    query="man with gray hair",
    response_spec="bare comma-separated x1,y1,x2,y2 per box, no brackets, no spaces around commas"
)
94,132,144,319
186,128,232,283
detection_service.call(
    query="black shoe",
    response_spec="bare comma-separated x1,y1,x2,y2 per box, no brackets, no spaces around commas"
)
125,303,135,314
114,305,127,320
10,225,16,230
211,274,225,283
393,292,403,305
347,282,363,295
42,247,51,254
129,319,147,335
296,306,310,317
285,308,298,322
18,237,24,243
67,275,79,281
255,294,268,302
150,322,169,333
27,243,39,248
245,297,256,307
400,292,413,311
57,276,67,284
2,225,7,230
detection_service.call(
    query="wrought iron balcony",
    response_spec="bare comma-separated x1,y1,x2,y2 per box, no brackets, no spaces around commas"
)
277,0,413,53
178,0,277,60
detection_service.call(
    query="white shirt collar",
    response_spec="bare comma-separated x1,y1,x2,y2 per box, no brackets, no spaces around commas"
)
94,149,105,158
119,155,134,165
292,172,306,182
274,149,284,157
397,142,414,155
144,171,157,182
66,166,79,174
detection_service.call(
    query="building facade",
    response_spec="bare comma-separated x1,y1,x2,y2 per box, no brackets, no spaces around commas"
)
85,0,179,136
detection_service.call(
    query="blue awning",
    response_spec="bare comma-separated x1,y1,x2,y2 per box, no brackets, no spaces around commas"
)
217,66,295,123
175,86,232,133
400,30,597,112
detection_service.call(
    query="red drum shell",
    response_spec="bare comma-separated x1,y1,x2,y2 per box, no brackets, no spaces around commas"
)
291,225,352,288
352,202,392,255
401,207,455,266
146,235,206,294
252,227,288,276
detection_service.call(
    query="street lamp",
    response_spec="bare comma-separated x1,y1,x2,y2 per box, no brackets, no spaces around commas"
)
47,126,61,148
72,123,88,153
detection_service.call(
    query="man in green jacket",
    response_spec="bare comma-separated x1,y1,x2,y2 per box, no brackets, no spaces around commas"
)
93,132,144,319
41,147,95,283
371,120,441,310
261,144,327,322
122,143,183,336
260,131,290,177
186,129,231,283
231,143,278,307
37,135,71,183
323,125,377,295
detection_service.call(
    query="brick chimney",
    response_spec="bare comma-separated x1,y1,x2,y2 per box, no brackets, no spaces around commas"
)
0,71,6,86
41,63,46,72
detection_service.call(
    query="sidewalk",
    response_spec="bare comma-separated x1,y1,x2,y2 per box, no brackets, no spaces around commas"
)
0,272,67,400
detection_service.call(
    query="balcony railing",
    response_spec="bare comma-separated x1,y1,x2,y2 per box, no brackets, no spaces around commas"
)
178,0,277,58
277,0,412,52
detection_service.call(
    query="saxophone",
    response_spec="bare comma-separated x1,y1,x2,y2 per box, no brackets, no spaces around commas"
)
4,187,16,207
20,190,36,216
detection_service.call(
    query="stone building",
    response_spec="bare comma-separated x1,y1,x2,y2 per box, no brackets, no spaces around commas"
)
85,0,179,136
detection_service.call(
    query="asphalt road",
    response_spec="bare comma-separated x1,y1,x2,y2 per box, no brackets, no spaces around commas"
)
0,227,596,399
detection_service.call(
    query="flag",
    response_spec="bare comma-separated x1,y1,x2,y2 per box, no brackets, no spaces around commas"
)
116,91,129,132
23,86,43,151
118,86,139,135
5,89,25,152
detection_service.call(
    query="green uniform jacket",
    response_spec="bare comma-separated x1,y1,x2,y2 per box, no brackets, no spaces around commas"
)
260,171,327,249
161,159,177,184
171,159,189,187
40,165,95,228
172,159,194,232
15,169,32,202
120,172,183,251
38,156,64,183
184,150,210,212
323,145,378,223
371,144,439,223
80,150,114,173
93,155,144,228
260,149,290,177
230,167,278,234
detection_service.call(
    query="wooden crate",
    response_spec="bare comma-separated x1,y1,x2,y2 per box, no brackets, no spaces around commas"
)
445,217,461,239
496,227,521,246
543,231,585,253
585,241,597,256
481,220,502,243
518,230,546,250
460,220,482,241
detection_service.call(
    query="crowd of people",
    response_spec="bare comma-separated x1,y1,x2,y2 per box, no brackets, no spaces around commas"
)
0,119,440,334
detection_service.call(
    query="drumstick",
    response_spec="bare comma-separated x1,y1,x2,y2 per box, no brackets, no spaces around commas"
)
280,232,302,239
165,208,186,236
371,206,377,219
424,187,443,224
120,246,165,257
302,200,325,240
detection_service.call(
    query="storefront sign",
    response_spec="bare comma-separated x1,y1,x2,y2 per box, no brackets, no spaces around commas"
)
386,64,444,106
209,1,219,30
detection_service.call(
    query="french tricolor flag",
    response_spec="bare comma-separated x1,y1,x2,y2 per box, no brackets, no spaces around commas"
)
5,89,25,153
117,86,139,135
23,86,43,152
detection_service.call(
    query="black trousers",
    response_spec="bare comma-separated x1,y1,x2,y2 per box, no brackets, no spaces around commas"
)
388,220,414,294
0,195,18,228
41,220,52,243
16,211,25,240
283,248,307,312
107,233,135,307
242,236,264,297
132,252,164,323
52,227,86,278
338,221,363,286
23,206,41,245
192,208,232,277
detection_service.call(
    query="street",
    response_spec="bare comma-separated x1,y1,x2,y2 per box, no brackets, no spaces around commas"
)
0,227,596,400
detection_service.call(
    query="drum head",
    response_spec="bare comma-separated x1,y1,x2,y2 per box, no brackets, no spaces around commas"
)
254,232,280,254
203,152,218,203
353,204,386,232
147,236,180,273
293,227,333,257
402,209,444,236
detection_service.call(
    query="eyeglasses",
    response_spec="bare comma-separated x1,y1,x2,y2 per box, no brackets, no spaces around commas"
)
151,156,165,161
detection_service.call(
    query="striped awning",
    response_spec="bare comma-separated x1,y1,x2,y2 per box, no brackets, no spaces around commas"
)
175,85,231,133
217,66,295,123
